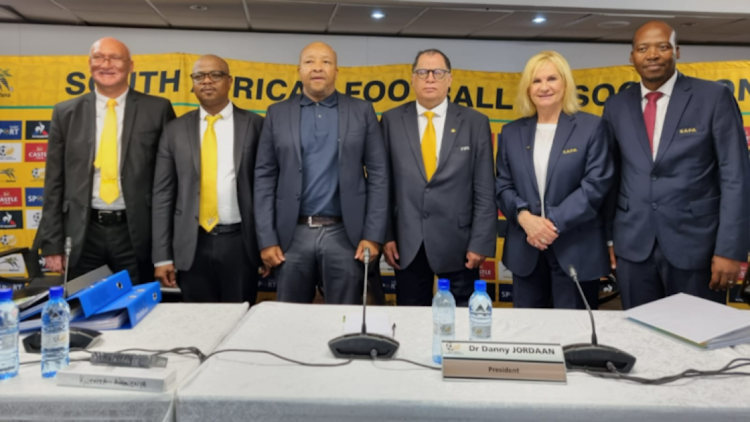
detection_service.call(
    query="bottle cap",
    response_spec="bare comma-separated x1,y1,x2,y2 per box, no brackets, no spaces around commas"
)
49,286,64,300
437,278,450,292
474,280,487,292
0,288,11,301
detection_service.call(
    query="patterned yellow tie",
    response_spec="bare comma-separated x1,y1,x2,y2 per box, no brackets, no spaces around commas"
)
94,99,119,204
200,114,222,232
421,111,437,181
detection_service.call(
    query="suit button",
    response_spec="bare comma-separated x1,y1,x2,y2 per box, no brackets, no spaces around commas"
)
536,201,541,206
423,213,429,219
425,188,430,193
651,175,657,181
651,203,658,210
299,167,302,172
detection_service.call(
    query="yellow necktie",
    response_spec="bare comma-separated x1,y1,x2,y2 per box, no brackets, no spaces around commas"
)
94,99,119,204
421,111,437,181
200,114,222,232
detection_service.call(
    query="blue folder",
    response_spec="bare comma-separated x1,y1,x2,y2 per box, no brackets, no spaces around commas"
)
66,270,133,318
89,281,162,329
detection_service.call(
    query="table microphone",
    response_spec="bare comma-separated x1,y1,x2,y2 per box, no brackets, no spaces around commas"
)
63,236,72,298
562,265,636,373
328,247,400,359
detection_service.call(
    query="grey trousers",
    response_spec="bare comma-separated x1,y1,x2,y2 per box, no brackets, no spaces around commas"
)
275,223,364,304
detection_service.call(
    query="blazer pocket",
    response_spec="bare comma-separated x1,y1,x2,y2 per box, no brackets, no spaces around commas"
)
690,196,720,217
617,193,628,211
458,212,472,228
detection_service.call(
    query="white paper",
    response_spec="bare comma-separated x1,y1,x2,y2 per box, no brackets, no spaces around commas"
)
343,312,393,338
625,293,750,347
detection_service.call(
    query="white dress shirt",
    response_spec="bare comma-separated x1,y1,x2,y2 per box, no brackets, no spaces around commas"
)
416,98,449,166
640,71,678,160
533,123,557,218
200,102,241,225
92,88,127,210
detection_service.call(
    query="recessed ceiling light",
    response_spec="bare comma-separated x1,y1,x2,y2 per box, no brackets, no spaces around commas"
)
597,20,631,29
372,11,386,19
189,5,208,11
532,16,546,24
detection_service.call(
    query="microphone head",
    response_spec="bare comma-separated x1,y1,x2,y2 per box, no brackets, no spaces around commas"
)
64,237,72,254
568,265,578,279
363,247,370,261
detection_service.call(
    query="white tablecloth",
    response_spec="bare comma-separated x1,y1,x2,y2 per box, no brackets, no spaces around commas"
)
0,303,248,422
176,302,750,422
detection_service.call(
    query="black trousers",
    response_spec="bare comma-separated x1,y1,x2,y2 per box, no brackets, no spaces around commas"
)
617,240,724,309
69,216,152,286
177,229,256,304
512,248,600,310
395,244,478,307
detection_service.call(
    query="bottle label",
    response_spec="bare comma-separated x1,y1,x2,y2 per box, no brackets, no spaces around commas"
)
471,325,491,339
434,322,454,336
42,331,68,349
0,332,17,349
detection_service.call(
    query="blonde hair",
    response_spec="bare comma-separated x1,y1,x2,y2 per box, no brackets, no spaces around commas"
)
516,51,580,118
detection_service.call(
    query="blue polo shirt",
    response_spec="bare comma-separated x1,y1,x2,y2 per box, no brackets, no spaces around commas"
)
299,92,341,217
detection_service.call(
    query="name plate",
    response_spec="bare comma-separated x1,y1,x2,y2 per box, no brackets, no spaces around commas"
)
441,341,566,383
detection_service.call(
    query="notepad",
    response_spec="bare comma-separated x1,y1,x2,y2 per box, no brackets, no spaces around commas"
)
626,293,750,349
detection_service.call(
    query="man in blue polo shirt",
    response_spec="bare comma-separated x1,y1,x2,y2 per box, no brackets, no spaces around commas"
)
254,42,388,304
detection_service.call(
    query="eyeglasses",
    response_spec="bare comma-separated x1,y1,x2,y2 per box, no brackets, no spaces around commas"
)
414,69,450,80
90,55,126,66
190,71,229,83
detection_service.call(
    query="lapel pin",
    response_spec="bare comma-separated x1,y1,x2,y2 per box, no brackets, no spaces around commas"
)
451,128,456,133
526,146,531,150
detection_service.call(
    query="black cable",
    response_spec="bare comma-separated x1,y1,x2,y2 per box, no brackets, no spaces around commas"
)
573,358,750,385
369,348,441,370
204,349,353,367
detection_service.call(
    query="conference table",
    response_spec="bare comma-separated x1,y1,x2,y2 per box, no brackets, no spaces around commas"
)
177,302,750,422
0,303,248,422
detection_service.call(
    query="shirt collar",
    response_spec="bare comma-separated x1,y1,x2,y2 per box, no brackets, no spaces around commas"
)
301,91,338,108
200,101,234,121
640,71,678,100
416,97,448,117
95,88,128,108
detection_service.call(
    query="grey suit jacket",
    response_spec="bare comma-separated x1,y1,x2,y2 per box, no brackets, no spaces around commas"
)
151,106,264,271
254,92,388,251
35,90,176,268
381,101,496,273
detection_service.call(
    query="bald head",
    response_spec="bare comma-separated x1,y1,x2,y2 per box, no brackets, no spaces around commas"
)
630,20,680,91
298,42,338,102
299,42,337,67
633,21,676,50
193,54,229,74
89,37,133,98
90,37,131,61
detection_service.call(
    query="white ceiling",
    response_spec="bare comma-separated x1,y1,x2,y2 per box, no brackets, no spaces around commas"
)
1,0,749,45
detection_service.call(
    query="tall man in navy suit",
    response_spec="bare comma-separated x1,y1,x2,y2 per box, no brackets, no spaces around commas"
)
603,21,750,308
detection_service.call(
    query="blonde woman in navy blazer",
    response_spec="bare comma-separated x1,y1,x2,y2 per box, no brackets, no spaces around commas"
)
496,51,614,309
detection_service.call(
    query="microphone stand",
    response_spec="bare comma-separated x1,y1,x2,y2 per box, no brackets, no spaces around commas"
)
563,265,636,373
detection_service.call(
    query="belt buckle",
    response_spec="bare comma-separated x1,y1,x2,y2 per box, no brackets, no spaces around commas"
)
97,211,109,224
307,216,322,228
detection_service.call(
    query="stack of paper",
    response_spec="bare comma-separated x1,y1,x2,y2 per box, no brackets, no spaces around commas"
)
626,293,750,349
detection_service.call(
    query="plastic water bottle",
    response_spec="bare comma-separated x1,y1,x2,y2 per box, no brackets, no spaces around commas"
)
0,288,19,380
41,286,70,378
469,280,493,341
432,279,456,364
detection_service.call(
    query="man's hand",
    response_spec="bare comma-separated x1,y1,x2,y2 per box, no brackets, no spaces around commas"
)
355,240,380,263
383,241,401,270
44,254,64,272
608,246,617,270
261,246,285,270
466,251,486,270
710,255,742,291
518,211,558,250
155,263,177,288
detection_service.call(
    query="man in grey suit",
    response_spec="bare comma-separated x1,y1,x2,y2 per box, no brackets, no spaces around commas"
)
152,55,263,303
35,38,175,285
381,49,496,306
255,42,388,304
